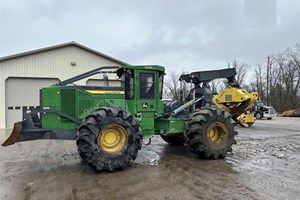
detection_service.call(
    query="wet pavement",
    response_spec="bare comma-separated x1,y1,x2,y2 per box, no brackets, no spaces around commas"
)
0,117,300,200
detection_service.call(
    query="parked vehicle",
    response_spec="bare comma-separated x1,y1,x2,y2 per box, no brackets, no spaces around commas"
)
251,100,275,120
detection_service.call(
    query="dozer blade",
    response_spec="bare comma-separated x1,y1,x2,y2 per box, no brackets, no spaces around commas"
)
2,122,22,146
1,109,81,147
2,120,78,147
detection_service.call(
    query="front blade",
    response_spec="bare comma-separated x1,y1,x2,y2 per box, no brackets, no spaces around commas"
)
2,122,22,147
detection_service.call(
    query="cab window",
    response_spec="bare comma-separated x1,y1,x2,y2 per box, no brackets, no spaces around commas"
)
140,73,154,99
159,73,164,99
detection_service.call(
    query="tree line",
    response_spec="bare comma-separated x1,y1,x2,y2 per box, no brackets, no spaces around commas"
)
164,43,300,113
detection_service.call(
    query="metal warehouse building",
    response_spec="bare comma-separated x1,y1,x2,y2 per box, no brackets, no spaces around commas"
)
0,41,127,128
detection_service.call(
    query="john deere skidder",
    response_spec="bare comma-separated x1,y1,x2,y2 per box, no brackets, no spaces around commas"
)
3,65,238,171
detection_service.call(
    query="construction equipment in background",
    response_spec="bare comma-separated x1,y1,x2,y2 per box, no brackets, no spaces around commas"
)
2,66,239,172
212,79,258,128
251,100,275,120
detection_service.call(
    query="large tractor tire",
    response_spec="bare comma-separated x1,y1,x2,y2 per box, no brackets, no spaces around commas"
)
185,107,237,159
76,107,142,172
161,133,185,146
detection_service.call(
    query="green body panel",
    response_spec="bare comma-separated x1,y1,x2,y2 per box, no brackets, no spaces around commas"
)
41,87,126,129
154,117,187,135
40,65,187,138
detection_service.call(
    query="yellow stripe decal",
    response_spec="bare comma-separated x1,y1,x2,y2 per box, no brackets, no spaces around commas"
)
85,90,125,95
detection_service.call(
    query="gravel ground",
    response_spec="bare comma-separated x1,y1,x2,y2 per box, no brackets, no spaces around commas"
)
0,117,299,200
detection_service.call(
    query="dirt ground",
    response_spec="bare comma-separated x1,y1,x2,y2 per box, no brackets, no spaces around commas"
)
0,117,300,200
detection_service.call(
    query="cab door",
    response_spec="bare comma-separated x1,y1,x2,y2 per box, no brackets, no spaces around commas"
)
137,71,157,137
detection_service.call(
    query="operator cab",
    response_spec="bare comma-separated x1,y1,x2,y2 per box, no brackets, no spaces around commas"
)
117,66,164,101
117,65,165,137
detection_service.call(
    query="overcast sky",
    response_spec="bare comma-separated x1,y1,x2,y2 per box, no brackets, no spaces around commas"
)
0,0,299,74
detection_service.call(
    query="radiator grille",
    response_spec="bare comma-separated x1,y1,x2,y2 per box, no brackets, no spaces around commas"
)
61,89,76,117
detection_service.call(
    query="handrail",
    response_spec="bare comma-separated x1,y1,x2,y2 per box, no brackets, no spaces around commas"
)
56,66,121,86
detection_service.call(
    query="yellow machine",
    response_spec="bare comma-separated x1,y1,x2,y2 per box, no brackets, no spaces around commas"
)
213,86,258,127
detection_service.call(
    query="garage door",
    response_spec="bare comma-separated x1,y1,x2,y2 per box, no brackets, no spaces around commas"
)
5,77,59,128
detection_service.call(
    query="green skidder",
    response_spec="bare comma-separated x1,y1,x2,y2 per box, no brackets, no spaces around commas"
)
3,65,237,171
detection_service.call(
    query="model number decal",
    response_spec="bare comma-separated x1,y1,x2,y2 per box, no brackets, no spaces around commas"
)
144,66,154,69
85,90,125,95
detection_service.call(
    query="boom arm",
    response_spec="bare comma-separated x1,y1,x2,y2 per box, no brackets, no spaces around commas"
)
179,68,258,123
178,68,238,111
179,68,237,84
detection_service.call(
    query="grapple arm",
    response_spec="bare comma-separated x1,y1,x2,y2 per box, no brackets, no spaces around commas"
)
212,87,258,119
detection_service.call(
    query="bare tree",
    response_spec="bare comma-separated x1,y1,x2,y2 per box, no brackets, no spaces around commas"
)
164,43,300,112
164,71,180,100
266,55,275,105
251,44,300,112
164,70,190,100
288,44,300,96
227,60,249,87
255,64,265,100
209,79,226,94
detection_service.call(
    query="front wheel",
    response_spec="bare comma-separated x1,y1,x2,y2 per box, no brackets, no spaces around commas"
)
76,107,142,171
185,107,237,159
255,112,263,119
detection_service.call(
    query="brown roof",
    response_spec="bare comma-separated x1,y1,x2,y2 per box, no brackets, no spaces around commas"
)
0,41,128,65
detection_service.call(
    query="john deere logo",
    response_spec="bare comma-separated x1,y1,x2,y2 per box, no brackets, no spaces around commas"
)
142,102,148,108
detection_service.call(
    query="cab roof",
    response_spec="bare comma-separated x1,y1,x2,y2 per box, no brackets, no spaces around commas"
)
121,65,165,72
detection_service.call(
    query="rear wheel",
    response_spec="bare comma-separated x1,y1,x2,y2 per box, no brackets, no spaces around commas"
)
76,107,142,171
185,107,237,159
161,134,185,146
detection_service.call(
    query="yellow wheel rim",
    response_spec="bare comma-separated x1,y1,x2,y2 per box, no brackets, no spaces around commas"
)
207,122,227,147
98,124,128,154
